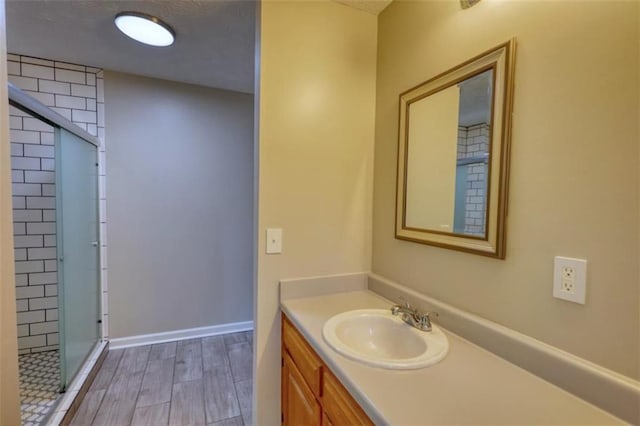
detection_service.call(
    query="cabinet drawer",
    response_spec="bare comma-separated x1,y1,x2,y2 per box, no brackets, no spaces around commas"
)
322,369,373,426
283,314,323,397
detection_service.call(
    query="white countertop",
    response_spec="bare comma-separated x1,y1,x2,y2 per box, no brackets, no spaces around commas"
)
282,290,622,425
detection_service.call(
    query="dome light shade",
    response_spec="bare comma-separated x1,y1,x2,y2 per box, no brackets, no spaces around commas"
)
114,12,175,47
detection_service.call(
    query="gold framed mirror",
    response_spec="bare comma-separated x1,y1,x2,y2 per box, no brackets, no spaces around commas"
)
395,39,516,258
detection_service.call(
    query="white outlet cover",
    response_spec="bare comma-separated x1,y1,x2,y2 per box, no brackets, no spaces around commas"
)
553,256,587,304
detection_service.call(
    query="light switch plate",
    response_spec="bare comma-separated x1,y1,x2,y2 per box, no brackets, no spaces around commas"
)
266,228,282,254
553,256,587,304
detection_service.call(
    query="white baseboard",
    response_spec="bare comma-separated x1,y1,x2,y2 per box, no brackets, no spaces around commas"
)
109,321,253,349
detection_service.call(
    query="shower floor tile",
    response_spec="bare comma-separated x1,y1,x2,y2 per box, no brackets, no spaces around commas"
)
19,350,61,426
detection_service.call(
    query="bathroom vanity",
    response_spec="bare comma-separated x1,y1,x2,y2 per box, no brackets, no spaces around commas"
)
282,314,373,425
281,286,623,425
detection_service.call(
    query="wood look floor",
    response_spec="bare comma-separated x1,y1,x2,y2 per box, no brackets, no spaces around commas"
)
71,332,253,426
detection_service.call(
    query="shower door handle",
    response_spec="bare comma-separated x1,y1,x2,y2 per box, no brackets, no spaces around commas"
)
91,241,98,247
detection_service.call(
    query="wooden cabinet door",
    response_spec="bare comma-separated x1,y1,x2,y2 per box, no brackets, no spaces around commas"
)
282,352,321,426
282,315,323,397
322,369,373,426
321,411,334,426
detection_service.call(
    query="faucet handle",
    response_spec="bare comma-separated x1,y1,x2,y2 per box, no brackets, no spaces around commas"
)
421,311,439,322
416,311,439,331
398,296,412,309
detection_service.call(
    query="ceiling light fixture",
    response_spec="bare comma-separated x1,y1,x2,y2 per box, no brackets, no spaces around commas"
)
460,0,482,9
114,12,175,47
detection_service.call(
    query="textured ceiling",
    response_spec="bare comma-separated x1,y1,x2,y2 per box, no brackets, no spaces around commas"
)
6,0,256,93
458,69,492,127
335,0,393,15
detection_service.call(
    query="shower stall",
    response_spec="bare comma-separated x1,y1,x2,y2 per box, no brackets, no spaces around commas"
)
9,83,101,425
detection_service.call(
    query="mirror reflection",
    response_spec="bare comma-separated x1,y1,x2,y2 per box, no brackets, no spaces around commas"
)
405,69,493,237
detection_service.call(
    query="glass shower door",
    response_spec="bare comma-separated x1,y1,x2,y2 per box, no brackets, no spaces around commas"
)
56,128,100,390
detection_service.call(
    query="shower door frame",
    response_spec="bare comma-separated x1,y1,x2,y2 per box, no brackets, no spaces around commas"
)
8,82,103,391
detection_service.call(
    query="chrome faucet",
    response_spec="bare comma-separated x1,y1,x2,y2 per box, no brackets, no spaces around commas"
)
391,300,438,332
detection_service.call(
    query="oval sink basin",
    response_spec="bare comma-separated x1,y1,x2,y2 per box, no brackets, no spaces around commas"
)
322,309,449,369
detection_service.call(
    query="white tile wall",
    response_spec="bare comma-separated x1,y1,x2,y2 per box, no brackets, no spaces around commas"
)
457,123,489,236
96,70,108,340
8,54,108,352
20,56,52,66
54,68,86,84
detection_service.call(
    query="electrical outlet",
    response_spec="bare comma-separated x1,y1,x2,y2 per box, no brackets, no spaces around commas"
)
553,256,587,304
562,266,575,280
560,266,575,294
561,278,574,293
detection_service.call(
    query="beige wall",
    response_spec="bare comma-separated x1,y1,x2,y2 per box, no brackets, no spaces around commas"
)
105,72,254,338
0,0,21,422
256,1,377,423
373,0,639,379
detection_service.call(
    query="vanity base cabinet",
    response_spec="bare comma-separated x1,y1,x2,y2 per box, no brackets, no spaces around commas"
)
282,313,373,426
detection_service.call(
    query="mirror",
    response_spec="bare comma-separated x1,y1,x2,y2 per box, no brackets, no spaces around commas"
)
396,40,516,258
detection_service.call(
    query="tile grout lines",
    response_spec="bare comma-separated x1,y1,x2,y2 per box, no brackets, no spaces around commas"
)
81,348,123,426
227,339,246,426
18,351,60,426
200,339,207,425
168,342,179,424
70,333,253,426
129,346,151,425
